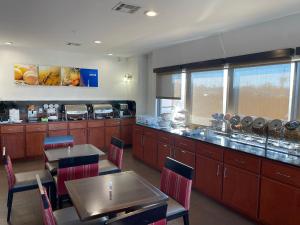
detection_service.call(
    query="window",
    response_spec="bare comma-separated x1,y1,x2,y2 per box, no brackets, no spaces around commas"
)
157,99,184,115
156,72,185,115
229,63,291,120
189,70,224,125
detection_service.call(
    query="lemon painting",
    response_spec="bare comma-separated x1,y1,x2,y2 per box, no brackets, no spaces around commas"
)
14,64,39,85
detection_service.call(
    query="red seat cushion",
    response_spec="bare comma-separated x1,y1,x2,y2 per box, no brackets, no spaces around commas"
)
108,144,123,169
57,163,98,196
40,188,57,225
4,156,16,190
160,168,192,210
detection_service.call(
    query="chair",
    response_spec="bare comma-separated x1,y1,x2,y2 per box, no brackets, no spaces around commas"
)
54,154,99,208
99,137,124,175
160,157,194,225
36,174,107,225
2,147,55,222
105,203,167,225
44,135,74,175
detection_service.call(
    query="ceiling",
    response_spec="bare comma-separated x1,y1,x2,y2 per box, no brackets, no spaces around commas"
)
1,0,300,57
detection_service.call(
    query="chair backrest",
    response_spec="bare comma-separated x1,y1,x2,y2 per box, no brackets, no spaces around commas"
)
105,203,167,225
160,157,194,210
2,147,16,190
57,154,99,196
108,137,124,169
36,174,57,225
44,135,74,151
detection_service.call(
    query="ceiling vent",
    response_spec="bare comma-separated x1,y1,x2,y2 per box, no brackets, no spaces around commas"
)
66,42,81,47
112,2,141,14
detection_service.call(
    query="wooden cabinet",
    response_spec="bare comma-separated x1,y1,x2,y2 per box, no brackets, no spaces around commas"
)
196,155,223,200
1,125,25,159
157,142,172,170
104,119,121,149
222,164,259,219
48,122,68,137
120,118,135,145
174,147,195,168
259,177,300,225
69,121,87,145
87,121,105,149
25,124,47,157
132,125,144,160
121,125,133,145
143,129,158,168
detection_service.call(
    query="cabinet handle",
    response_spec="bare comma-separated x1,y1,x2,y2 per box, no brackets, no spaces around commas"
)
163,144,167,148
181,150,186,154
276,172,291,179
224,167,228,178
234,159,245,165
217,164,220,176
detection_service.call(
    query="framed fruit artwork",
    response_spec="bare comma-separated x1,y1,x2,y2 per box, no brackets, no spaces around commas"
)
61,67,81,86
38,66,61,86
14,64,39,85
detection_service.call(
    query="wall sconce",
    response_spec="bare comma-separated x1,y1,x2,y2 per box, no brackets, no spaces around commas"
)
124,73,133,82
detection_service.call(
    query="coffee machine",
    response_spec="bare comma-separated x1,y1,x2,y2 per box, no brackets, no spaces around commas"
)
27,105,38,122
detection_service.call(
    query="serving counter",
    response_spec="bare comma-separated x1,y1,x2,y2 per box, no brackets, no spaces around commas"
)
0,117,135,159
133,122,300,225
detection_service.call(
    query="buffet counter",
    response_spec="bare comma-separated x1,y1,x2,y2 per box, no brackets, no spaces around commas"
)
0,117,135,160
135,122,300,167
133,122,300,225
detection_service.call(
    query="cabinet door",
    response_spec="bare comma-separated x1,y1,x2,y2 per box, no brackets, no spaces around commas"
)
88,127,105,149
48,130,68,137
132,128,143,160
1,133,25,159
26,132,47,157
157,142,172,171
223,165,259,219
174,148,195,167
69,128,87,145
120,125,133,145
260,177,300,225
196,155,223,200
143,136,158,168
105,126,120,148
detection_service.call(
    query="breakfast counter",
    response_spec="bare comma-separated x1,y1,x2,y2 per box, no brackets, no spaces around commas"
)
132,122,300,224
135,122,300,167
0,117,135,160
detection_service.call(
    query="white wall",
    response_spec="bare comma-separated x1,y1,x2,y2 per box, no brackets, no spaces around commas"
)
0,46,148,114
146,13,300,115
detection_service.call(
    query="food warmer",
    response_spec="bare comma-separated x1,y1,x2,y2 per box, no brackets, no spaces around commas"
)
64,104,88,120
92,104,114,119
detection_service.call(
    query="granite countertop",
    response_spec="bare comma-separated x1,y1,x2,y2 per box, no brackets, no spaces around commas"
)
0,117,135,125
136,122,300,167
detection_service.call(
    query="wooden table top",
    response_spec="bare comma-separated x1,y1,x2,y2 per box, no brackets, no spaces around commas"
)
44,144,105,162
65,171,168,221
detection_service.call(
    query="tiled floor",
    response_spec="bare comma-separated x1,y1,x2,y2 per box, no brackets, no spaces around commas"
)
0,149,257,225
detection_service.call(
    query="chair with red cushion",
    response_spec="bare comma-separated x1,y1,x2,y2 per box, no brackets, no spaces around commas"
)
54,154,99,208
44,135,74,175
99,137,124,175
104,203,167,225
2,147,55,222
36,174,106,225
160,157,194,225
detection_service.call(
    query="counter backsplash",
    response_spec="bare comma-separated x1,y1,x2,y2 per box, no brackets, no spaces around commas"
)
0,100,136,122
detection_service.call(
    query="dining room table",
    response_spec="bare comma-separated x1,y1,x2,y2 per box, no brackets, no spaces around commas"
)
65,171,169,221
44,144,105,162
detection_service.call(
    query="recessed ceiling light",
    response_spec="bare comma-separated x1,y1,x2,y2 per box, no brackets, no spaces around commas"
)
144,10,157,17
4,41,13,45
94,40,102,44
107,53,113,56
